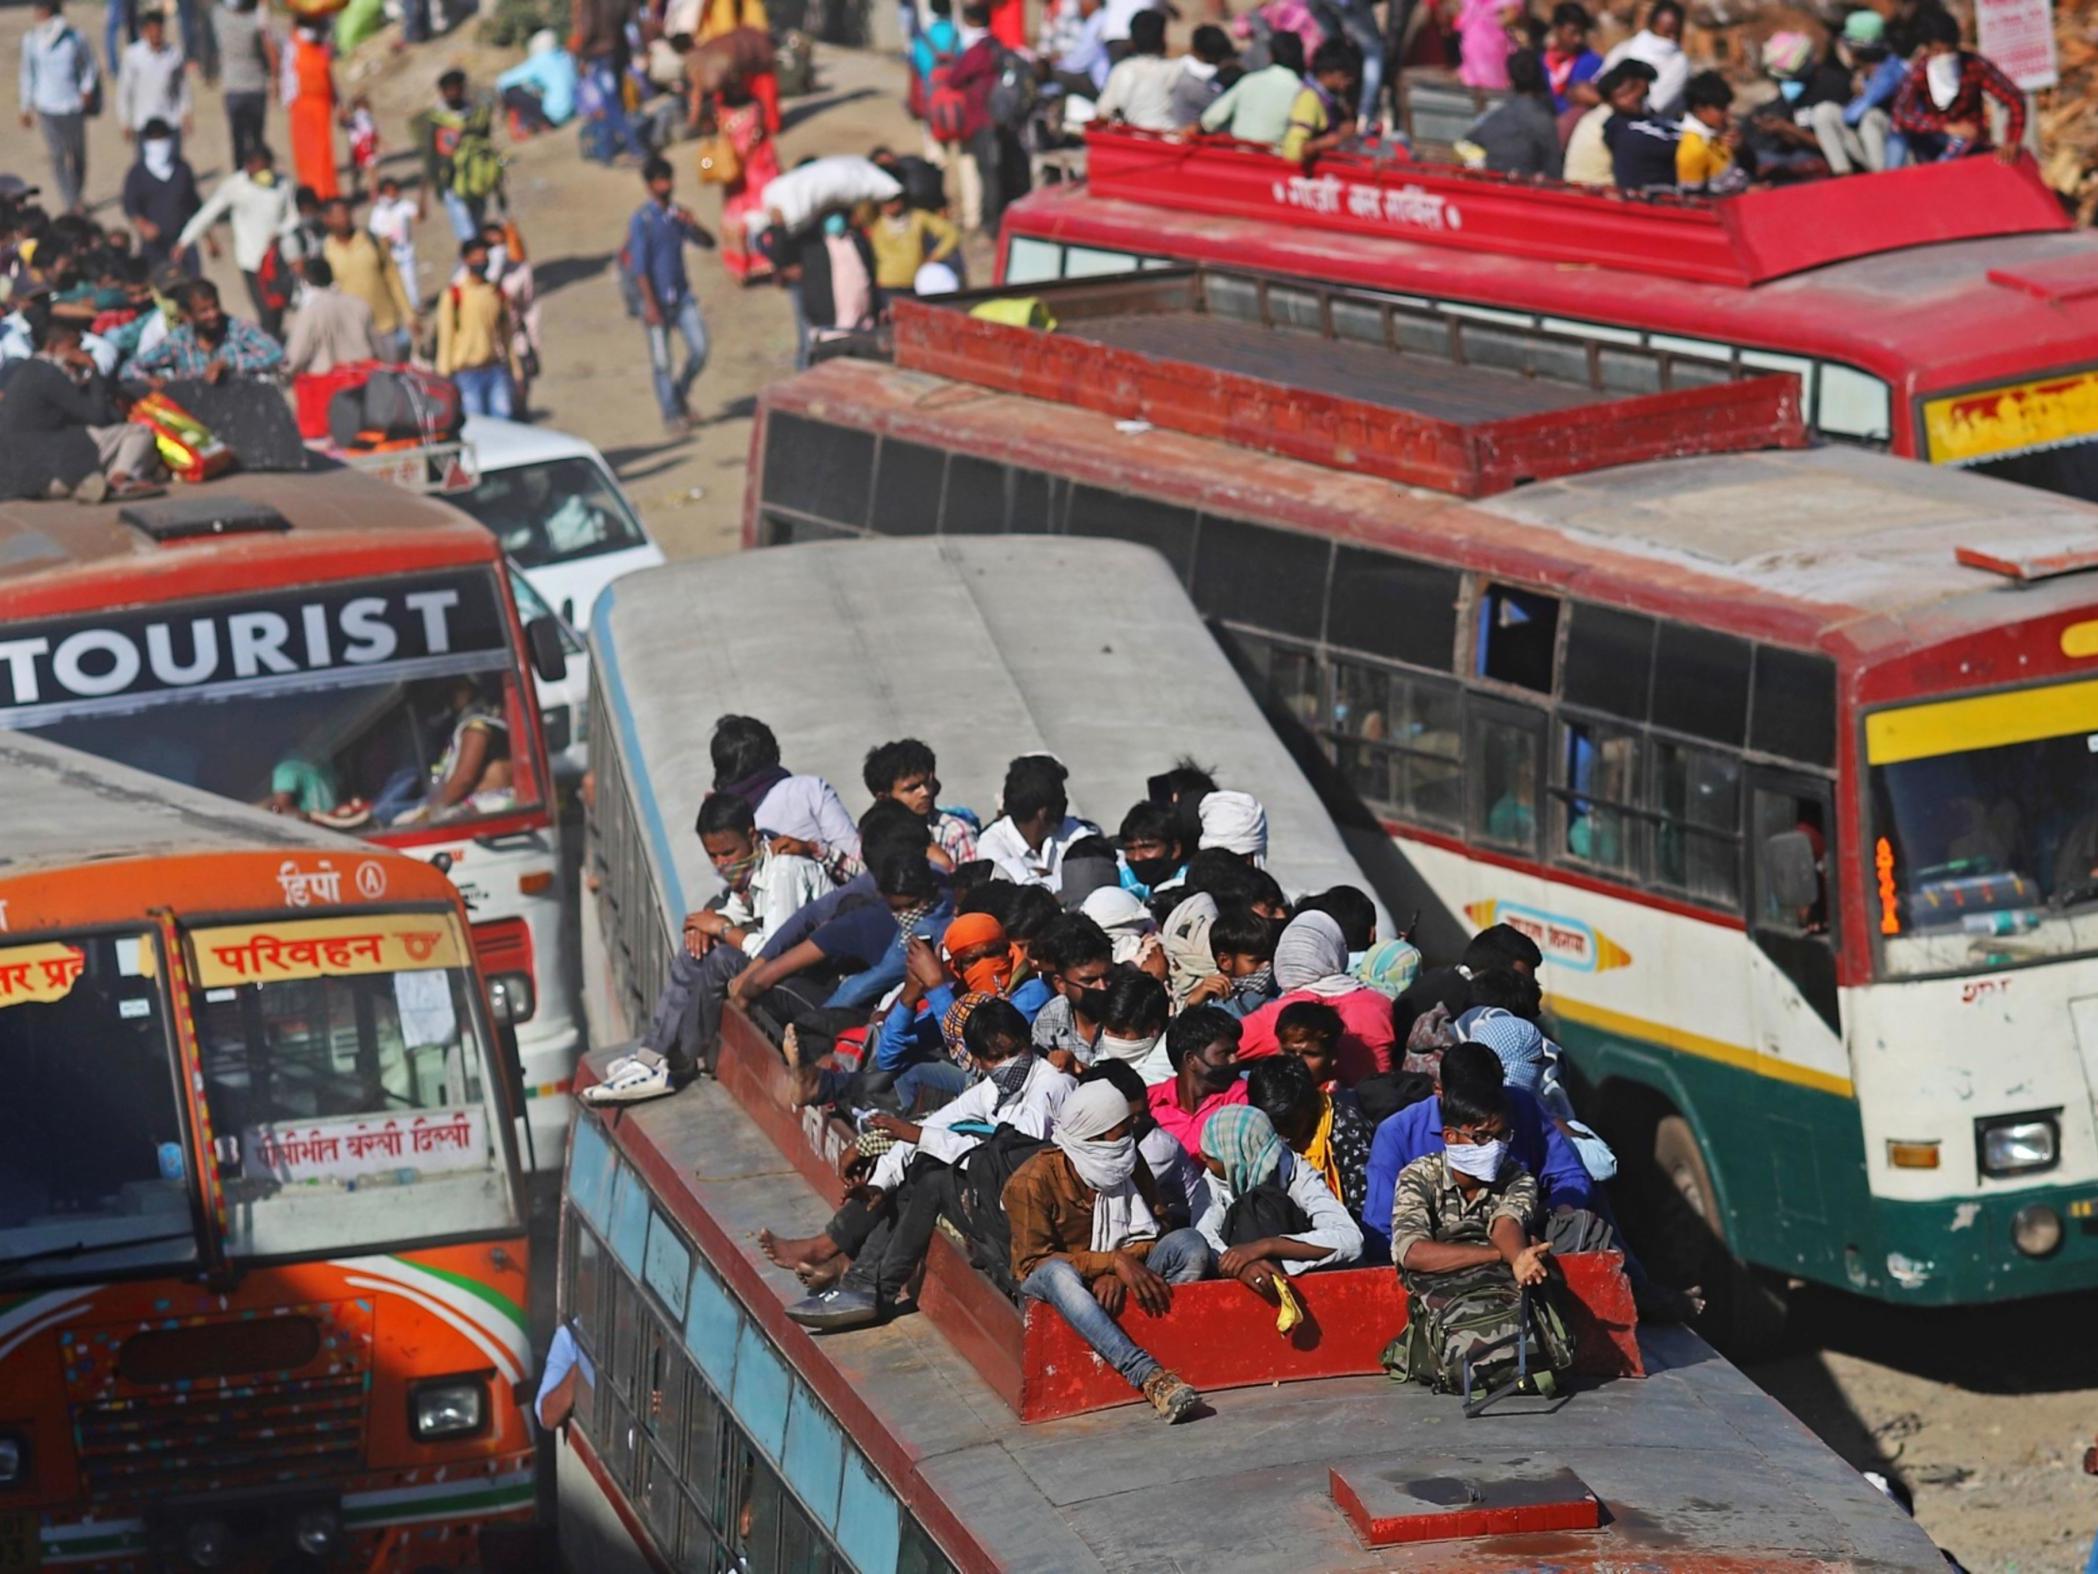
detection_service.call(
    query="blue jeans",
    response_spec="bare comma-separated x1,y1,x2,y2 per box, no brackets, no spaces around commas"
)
104,0,134,77
1019,1228,1215,1391
891,1058,968,1114
441,189,486,243
586,57,648,161
646,293,709,421
454,363,515,419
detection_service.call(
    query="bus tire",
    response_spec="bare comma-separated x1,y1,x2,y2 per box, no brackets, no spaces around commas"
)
1651,1114,1789,1357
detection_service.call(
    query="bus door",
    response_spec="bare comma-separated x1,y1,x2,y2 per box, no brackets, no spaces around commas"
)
1742,767,1847,1246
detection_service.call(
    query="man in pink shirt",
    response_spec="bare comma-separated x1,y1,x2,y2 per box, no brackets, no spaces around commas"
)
1146,1006,1249,1159
1233,910,1396,1085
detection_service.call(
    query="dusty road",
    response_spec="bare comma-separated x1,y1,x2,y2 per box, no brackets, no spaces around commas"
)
5,8,2098,1566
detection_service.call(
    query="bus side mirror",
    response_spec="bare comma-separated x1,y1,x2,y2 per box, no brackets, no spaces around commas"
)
1764,831,1821,914
525,615,568,686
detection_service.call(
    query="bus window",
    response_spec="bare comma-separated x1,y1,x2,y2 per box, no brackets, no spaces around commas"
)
1752,789,1829,936
1750,646,1838,769
1327,547,1460,671
1749,778,1839,1029
762,414,874,527
1653,625,1750,747
871,439,947,536
1563,604,1656,724
1561,717,1642,877
0,933,198,1285
1009,467,1061,534
941,454,1008,534
1003,236,1063,284
1817,363,1893,443
1064,246,1143,278
1476,584,1560,694
1655,742,1743,908
1193,517,1330,641
1229,630,1323,731
1068,486,1197,581
1469,704,1543,852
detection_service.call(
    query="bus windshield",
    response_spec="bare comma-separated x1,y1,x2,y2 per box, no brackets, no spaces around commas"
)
187,914,520,1259
0,932,201,1287
1869,678,2098,976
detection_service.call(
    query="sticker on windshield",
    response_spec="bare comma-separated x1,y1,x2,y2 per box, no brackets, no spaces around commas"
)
242,1106,487,1184
189,915,466,988
0,941,86,1007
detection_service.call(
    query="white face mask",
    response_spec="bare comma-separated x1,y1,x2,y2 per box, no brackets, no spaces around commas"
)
1445,1138,1510,1182
1926,51,1961,109
142,138,176,179
1095,1031,1160,1066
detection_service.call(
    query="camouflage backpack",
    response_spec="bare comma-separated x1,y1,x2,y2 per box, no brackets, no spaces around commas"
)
1383,1259,1576,1398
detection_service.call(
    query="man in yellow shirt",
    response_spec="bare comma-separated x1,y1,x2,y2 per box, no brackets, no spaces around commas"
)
320,196,419,360
865,191,961,294
1280,41,1360,163
436,233,518,418
1675,69,1744,193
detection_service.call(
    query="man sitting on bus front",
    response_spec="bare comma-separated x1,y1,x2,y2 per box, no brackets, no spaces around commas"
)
710,713,863,885
978,755,1100,892
1004,1079,1211,1423
863,737,979,870
586,791,826,1104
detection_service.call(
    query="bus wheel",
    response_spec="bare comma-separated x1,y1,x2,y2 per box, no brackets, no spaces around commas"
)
1651,1114,1789,1357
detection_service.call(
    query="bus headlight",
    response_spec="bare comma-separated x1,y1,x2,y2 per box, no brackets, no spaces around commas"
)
487,973,535,1026
292,1508,340,1557
2012,1203,2064,1258
1977,1113,2058,1177
0,1431,26,1485
410,1377,487,1441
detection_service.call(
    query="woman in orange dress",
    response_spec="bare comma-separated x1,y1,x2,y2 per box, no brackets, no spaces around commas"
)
286,22,342,201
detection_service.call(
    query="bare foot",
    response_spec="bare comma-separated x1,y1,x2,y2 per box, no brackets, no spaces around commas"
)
759,1229,838,1272
782,1025,803,1070
796,1257,844,1291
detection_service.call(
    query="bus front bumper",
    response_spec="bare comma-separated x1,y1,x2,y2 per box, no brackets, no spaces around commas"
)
1851,1183,2098,1304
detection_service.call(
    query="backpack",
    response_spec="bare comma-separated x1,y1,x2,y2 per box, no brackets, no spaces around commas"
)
1383,1259,1576,1399
987,49,1037,131
1220,1181,1311,1246
925,40,971,144
954,1126,1049,1299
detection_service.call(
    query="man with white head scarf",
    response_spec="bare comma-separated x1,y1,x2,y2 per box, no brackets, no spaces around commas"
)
1197,790,1268,867
1237,911,1399,1083
1002,1079,1213,1421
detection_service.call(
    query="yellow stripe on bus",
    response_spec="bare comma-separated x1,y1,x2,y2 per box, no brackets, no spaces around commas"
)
1864,678,2098,766
1549,995,1855,1099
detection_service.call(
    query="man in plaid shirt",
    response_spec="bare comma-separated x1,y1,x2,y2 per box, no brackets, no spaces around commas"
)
1891,9,2026,163
123,277,283,383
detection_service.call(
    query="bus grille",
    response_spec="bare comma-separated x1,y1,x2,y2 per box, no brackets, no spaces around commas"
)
74,1373,367,1496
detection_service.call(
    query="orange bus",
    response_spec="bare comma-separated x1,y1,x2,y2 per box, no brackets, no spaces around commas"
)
0,733,534,1571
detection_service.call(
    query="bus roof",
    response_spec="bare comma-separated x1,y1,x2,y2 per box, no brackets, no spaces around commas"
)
1009,182,2098,398
592,537,1384,916
0,467,502,619
759,358,2098,663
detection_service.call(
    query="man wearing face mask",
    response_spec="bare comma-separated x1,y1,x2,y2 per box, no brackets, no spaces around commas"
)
121,117,202,274
1890,10,2025,164
173,144,301,337
1145,1005,1250,1163
1029,911,1116,1067
435,233,518,418
850,910,1035,1111
1116,800,1187,903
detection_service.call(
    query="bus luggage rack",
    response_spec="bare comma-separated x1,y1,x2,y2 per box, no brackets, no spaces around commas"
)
893,267,1808,497
73,1373,367,1496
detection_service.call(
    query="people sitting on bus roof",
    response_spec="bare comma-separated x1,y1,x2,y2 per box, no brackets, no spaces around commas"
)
1003,1078,1209,1423
1891,9,2026,165
121,275,284,384
1197,788,1268,869
1563,58,1648,186
0,310,165,503
1601,60,1681,194
1197,903,1279,1018
1599,0,1687,120
1056,833,1125,909
976,754,1101,892
1028,910,1116,1066
1351,934,1423,999
787,997,1076,1330
1194,1103,1363,1323
1081,966,1173,1083
1169,26,1239,129
862,737,979,871
1460,50,1563,180
1115,798,1188,905
1741,32,1845,184
1280,40,1362,164
1676,70,1746,195
1816,10,1898,175
1078,885,1164,976
1458,1003,1619,1184
1094,11,1181,133
1235,910,1397,1084
585,791,828,1104
1462,920,1544,980
1541,2,1602,118
1146,1005,1251,1158
710,713,863,885
1248,1052,1372,1219
1386,1044,1577,1396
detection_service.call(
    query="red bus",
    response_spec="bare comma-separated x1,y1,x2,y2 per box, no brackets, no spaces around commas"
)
999,131,2098,498
0,469,582,1168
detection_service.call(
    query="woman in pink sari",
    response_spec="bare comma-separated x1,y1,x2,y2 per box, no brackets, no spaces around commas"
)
713,75,780,283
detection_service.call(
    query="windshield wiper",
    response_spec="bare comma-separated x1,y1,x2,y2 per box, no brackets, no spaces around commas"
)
0,1229,197,1274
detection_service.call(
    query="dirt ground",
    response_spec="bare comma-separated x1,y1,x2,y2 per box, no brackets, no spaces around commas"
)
6,9,2098,1567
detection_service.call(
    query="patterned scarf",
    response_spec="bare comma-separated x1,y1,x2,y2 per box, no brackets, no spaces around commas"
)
986,1050,1037,1110
940,989,994,1067
1204,1105,1286,1196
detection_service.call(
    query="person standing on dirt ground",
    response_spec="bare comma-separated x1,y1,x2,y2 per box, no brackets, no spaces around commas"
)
627,156,716,435
415,69,504,241
435,232,520,418
572,0,648,162
17,0,99,217
212,0,279,169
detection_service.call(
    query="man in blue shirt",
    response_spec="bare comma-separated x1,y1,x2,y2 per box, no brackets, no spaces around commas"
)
625,157,714,436
18,0,99,215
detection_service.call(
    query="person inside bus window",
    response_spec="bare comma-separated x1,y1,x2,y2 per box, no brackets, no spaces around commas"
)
710,713,861,884
1003,1078,1211,1423
977,754,1100,892
1117,799,1188,904
1279,39,1361,164
1251,1033,1373,1216
1234,911,1396,1084
378,677,514,825
786,998,1076,1329
586,791,827,1104
1890,9,2025,164
533,1321,595,1430
862,737,979,870
1029,910,1116,1067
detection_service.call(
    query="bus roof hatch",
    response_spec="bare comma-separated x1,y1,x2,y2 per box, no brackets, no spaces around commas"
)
1954,534,2098,583
119,495,293,542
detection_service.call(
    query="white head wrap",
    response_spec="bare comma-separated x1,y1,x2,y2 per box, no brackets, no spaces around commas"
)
1080,885,1157,964
1053,1081,1158,1249
1198,790,1268,865
1272,910,1357,997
